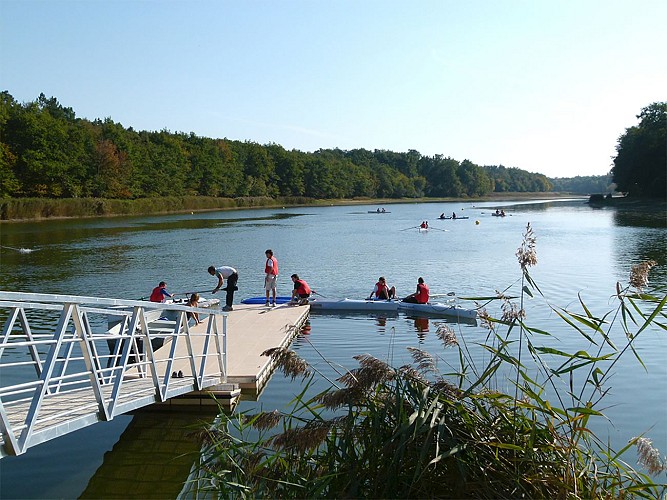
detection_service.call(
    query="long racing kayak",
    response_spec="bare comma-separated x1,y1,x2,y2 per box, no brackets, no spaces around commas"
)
398,301,477,319
309,298,477,319
309,298,399,312
241,296,292,304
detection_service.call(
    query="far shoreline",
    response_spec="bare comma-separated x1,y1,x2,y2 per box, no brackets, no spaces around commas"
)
0,192,590,223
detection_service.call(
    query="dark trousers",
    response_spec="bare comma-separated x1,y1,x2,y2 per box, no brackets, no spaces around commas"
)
224,272,238,307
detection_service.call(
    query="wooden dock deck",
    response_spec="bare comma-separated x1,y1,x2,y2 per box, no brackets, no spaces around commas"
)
158,302,310,406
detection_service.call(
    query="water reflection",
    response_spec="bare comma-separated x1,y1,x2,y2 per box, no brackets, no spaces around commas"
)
79,409,216,500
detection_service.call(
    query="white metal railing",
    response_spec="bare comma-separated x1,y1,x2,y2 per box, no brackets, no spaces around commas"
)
0,291,227,457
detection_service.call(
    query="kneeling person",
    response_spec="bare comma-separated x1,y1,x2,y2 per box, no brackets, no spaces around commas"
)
290,274,311,305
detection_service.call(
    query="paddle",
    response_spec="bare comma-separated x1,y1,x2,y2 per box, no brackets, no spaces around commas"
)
400,226,421,231
427,227,449,232
311,290,327,298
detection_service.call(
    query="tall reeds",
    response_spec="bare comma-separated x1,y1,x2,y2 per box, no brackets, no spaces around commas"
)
191,224,666,498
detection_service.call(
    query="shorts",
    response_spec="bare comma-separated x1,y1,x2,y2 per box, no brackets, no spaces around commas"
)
264,274,277,291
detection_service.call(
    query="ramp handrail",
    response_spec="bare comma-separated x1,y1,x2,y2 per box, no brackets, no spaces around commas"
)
0,291,227,457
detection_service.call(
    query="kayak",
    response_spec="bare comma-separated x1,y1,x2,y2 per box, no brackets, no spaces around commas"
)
398,301,477,319
241,296,292,304
309,298,477,319
241,296,477,319
309,298,399,312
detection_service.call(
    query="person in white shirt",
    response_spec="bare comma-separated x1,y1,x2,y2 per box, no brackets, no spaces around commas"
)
208,265,238,311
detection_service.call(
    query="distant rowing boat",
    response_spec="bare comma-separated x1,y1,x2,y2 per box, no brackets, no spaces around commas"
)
438,216,469,220
368,210,391,213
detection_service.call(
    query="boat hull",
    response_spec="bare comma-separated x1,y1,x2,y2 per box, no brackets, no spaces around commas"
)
309,298,477,319
241,296,293,304
309,298,399,312
398,302,477,319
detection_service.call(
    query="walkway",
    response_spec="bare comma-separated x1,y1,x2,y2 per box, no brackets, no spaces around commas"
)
0,292,309,457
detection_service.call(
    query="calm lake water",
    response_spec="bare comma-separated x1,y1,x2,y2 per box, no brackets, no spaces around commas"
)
0,199,665,498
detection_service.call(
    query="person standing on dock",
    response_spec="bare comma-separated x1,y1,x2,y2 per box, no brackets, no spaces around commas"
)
401,277,429,304
208,265,238,311
149,281,173,303
264,249,279,307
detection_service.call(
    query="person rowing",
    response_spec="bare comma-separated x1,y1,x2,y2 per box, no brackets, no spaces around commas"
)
368,276,396,301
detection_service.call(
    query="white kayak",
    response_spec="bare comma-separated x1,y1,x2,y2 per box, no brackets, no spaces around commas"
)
309,298,399,312
309,298,477,319
398,301,478,319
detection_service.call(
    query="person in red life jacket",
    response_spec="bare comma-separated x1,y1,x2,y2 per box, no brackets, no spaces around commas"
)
264,249,278,307
368,276,396,300
420,221,427,228
149,281,173,303
401,277,429,304
290,274,311,305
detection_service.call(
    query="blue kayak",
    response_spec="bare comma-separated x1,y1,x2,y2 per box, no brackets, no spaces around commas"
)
241,296,293,304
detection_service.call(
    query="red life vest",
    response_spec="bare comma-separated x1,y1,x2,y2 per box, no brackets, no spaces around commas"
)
295,279,311,295
265,256,278,275
374,281,389,298
416,283,429,304
150,286,165,302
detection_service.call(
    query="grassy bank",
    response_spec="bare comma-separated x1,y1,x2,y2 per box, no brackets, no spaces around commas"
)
0,193,585,222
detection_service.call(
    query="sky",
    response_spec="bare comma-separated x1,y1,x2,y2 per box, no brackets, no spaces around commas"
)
1,0,665,179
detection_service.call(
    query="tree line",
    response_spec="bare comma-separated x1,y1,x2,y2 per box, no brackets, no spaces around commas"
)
2,91,589,201
611,102,666,199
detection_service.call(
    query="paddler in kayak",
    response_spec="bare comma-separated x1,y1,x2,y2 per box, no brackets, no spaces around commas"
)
368,276,396,300
401,277,429,304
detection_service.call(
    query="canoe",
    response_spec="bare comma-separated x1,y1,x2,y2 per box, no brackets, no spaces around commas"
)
241,296,292,304
418,227,429,232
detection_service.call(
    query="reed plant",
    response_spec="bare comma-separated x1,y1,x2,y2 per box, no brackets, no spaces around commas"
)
191,223,666,498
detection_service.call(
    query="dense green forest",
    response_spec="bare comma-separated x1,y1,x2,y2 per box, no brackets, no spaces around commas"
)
4,92,645,203
611,102,667,198
0,92,559,201
549,175,614,194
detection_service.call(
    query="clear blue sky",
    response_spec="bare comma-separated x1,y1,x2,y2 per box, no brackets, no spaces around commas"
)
1,0,665,178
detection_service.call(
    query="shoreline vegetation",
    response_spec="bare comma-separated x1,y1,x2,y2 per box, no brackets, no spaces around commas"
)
0,192,587,222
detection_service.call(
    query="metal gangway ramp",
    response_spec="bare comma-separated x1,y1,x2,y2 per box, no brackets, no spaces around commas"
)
0,291,228,458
